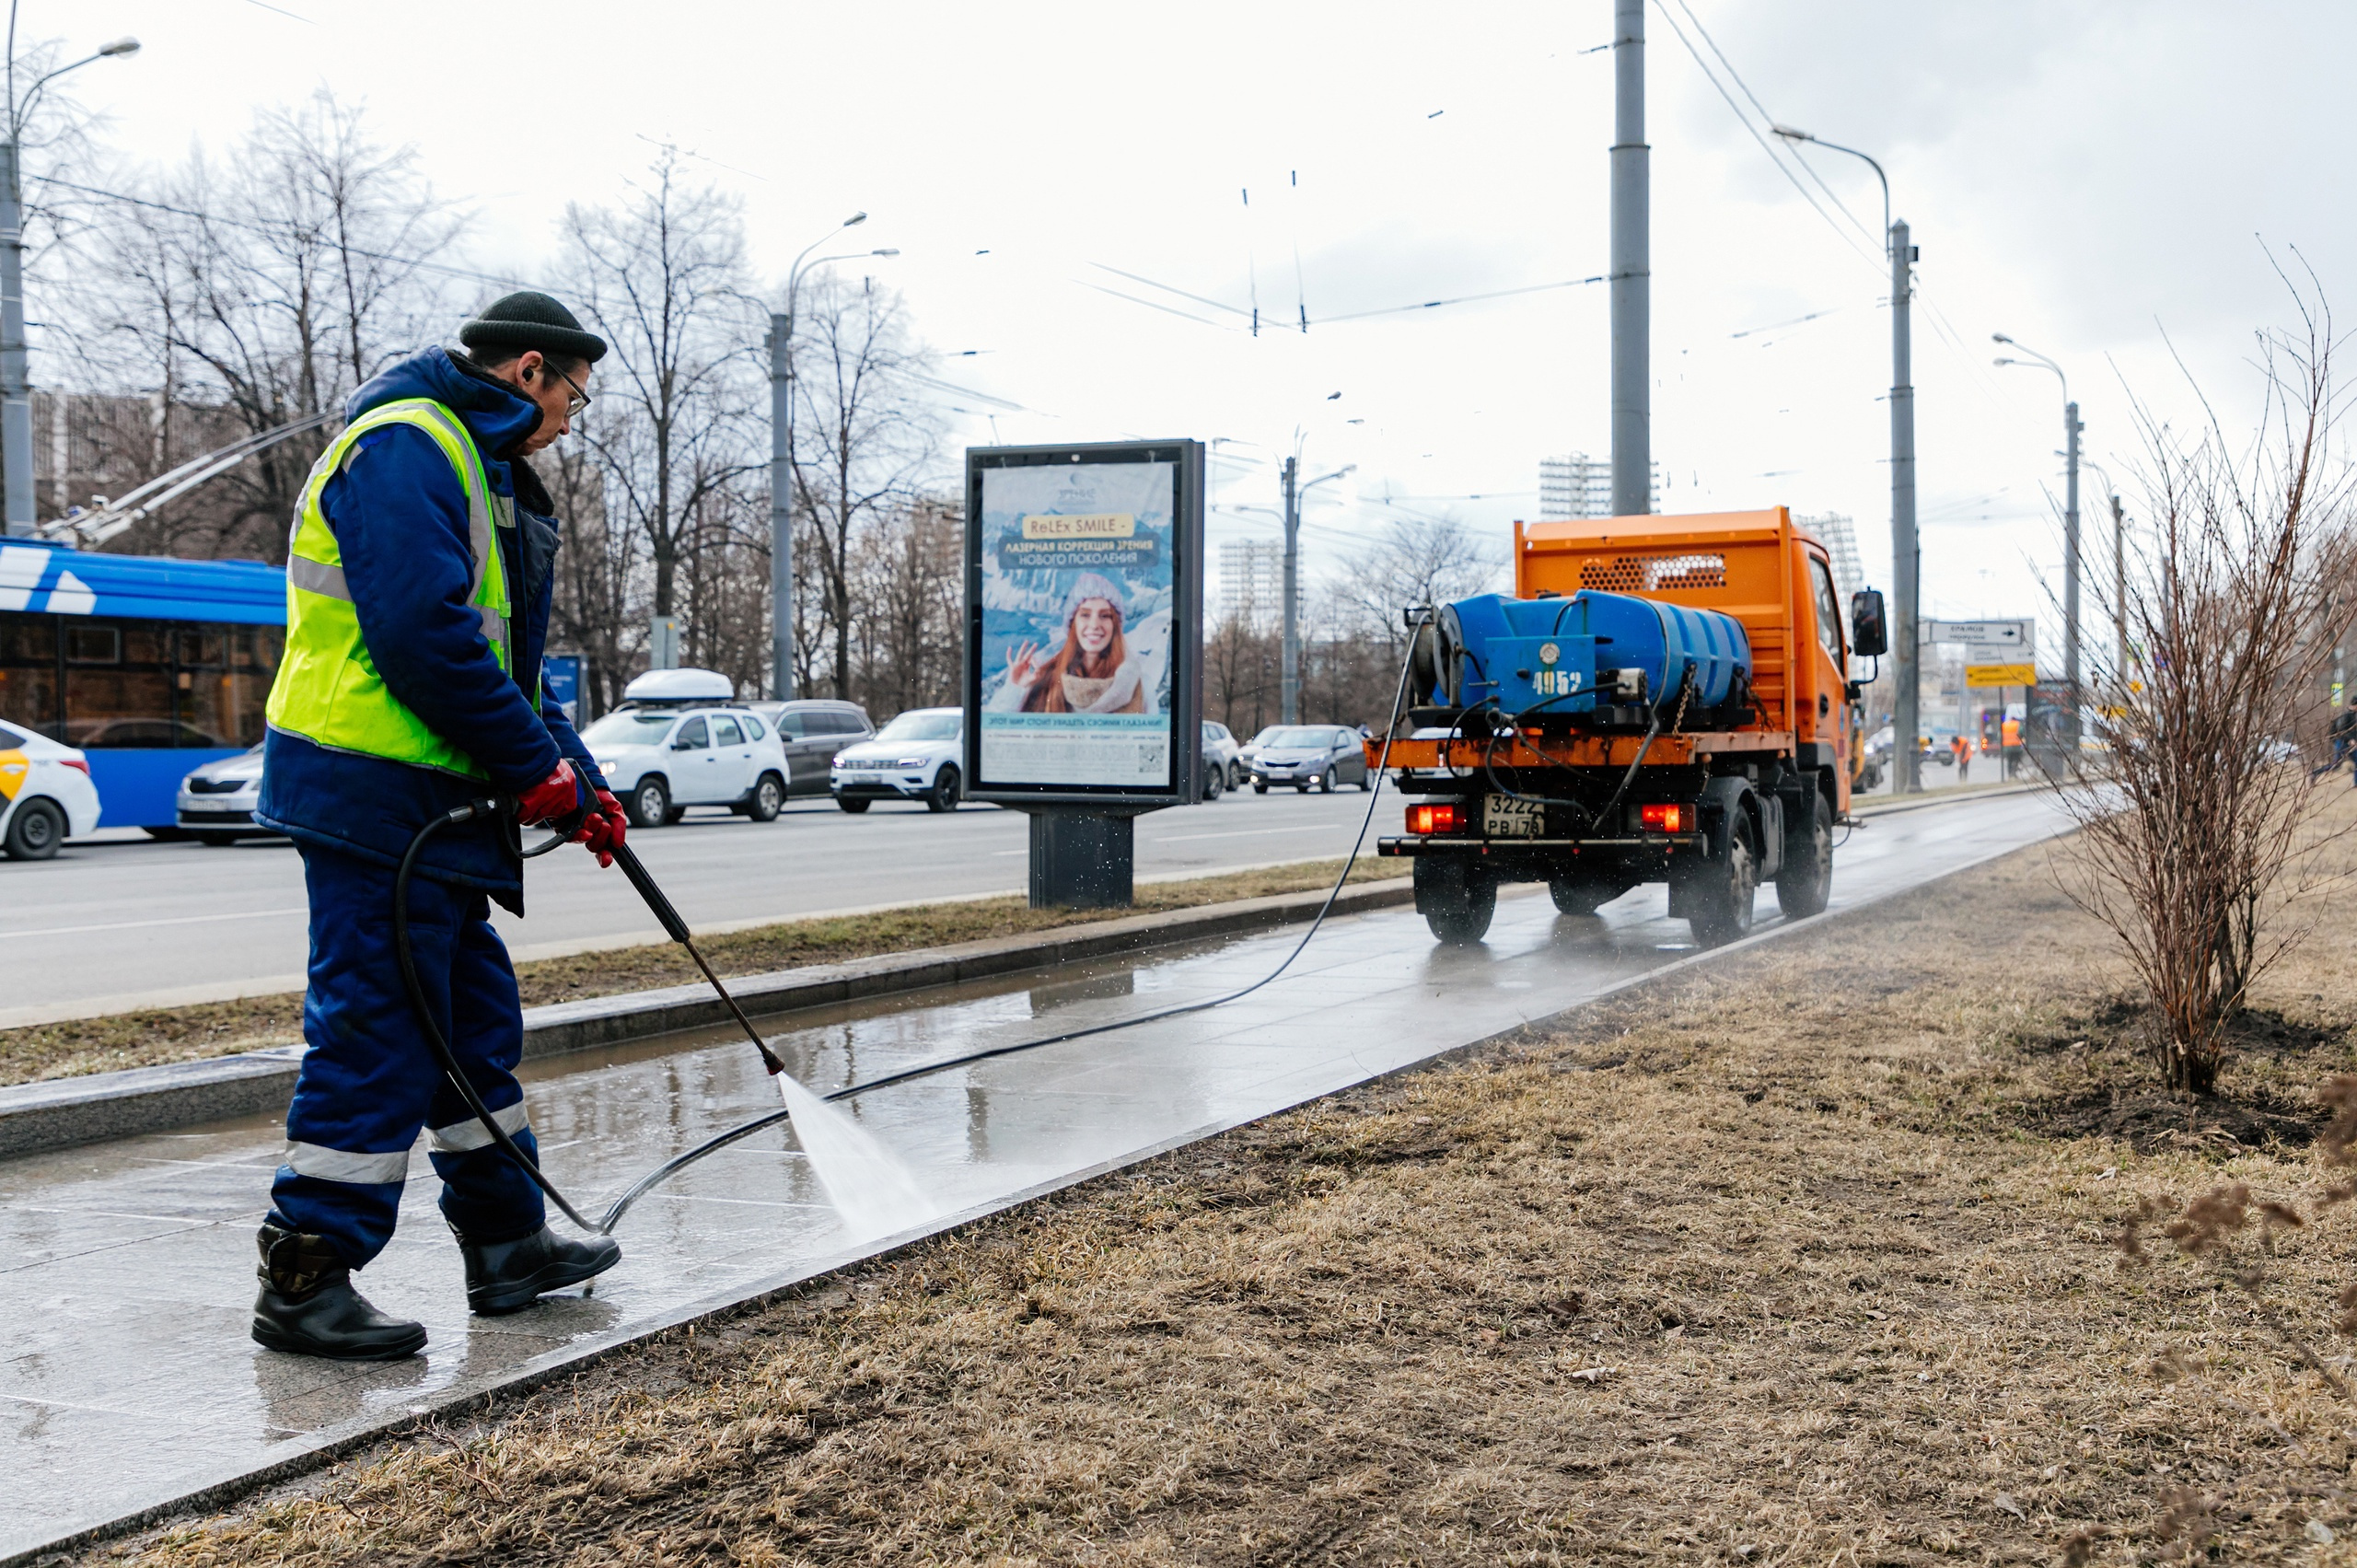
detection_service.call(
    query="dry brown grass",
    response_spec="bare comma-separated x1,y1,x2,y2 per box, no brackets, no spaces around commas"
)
98,823,2357,1566
0,858,1404,1088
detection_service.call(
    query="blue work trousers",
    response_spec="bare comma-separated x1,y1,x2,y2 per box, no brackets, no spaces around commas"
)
268,843,545,1269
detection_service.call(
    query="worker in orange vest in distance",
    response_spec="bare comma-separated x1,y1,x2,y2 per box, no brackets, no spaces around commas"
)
1949,734,1971,783
2000,715,2023,780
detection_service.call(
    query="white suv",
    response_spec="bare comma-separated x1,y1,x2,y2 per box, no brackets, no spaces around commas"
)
581,704,794,829
829,708,965,813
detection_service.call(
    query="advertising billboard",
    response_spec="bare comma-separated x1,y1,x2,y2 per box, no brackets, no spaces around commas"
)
964,441,1203,806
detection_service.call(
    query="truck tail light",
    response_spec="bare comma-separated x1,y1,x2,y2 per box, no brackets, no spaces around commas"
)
1640,802,1686,833
1407,802,1458,835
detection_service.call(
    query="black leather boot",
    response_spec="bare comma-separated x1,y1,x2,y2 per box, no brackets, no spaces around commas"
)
455,1224,621,1315
250,1222,427,1360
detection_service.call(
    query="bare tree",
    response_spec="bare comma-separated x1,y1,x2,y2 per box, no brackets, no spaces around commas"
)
2056,297,2357,1095
69,90,464,557
563,150,761,628
786,273,941,700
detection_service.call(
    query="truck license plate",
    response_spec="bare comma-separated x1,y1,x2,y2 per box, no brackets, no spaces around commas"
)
1482,796,1544,838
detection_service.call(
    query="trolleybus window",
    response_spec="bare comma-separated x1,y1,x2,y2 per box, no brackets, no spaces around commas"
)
0,610,283,747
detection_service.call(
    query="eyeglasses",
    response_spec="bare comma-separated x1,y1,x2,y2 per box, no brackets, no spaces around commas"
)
550,363,592,418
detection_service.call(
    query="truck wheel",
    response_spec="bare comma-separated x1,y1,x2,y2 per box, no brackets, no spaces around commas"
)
1415,856,1496,944
1775,791,1834,919
1550,876,1627,916
1685,819,1759,947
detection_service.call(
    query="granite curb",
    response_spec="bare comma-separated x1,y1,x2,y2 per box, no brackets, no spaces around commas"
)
0,878,1415,1160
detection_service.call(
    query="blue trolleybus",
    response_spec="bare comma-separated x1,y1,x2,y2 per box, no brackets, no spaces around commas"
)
0,539,285,831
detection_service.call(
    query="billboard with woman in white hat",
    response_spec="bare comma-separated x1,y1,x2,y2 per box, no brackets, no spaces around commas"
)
965,442,1202,802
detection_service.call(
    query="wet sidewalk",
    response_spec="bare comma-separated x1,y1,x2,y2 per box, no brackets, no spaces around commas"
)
0,792,2072,1558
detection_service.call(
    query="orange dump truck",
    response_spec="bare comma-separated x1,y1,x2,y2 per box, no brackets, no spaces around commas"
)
1370,507,1886,945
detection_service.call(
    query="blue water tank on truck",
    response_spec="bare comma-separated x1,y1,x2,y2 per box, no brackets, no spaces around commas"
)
1373,508,1889,948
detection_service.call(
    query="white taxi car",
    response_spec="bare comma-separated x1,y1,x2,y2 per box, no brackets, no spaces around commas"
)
0,719,102,860
578,668,794,829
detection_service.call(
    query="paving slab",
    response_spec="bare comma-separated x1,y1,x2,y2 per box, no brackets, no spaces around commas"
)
0,791,2072,1561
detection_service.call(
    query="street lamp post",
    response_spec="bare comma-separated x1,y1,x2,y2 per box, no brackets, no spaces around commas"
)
768,214,895,700
1771,124,1916,792
1278,456,1353,724
1991,335,2081,710
3,35,139,536
2080,457,2126,679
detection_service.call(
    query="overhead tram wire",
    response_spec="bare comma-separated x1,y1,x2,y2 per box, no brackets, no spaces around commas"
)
1668,0,1880,250
29,174,538,292
1643,2,2031,424
1648,4,1883,281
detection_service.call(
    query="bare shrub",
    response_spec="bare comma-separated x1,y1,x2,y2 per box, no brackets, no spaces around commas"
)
2057,300,2357,1095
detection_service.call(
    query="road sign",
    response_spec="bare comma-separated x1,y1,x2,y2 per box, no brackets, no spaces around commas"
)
1966,662,2037,689
1923,618,2034,654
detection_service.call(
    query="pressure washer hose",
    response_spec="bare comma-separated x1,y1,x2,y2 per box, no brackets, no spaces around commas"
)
401,620,1432,1236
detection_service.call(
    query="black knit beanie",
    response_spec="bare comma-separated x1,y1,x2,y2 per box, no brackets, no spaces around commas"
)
458,291,609,365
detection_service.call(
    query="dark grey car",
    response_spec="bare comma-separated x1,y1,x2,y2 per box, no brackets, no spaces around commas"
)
1248,725,1371,794
749,700,874,796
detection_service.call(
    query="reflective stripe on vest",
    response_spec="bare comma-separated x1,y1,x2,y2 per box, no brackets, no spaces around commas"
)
264,399,517,779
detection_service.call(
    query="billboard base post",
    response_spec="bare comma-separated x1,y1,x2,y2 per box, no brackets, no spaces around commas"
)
1027,808,1135,910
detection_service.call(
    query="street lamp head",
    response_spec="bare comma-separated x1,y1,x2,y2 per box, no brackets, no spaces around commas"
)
97,37,142,56
1992,356,2016,367
1770,123,1813,142
871,248,900,257
842,212,867,228
1991,332,2014,345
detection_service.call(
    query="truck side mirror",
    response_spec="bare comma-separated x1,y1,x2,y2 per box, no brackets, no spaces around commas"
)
1850,588,1888,658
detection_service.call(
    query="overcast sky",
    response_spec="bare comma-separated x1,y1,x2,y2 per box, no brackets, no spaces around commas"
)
38,0,2356,656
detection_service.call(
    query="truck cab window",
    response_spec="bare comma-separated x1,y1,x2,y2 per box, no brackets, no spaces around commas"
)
1809,560,1844,662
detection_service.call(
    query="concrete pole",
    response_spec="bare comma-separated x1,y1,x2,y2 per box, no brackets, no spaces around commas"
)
2063,401,2082,704
0,141,32,536
1281,454,1300,724
2110,490,2125,678
767,312,795,702
1889,218,1919,792
1608,0,1650,517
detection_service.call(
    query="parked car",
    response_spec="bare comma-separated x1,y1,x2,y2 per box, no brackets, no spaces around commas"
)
1200,728,1226,801
176,743,274,845
747,699,873,796
1202,720,1244,790
579,669,793,829
0,719,102,860
1248,725,1371,794
830,707,964,812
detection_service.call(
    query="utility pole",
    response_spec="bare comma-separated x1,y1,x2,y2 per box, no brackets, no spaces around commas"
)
2111,491,2125,674
1891,218,1919,793
1608,0,1649,517
767,313,795,701
1280,454,1300,724
1,138,32,536
2063,399,2082,707
0,36,140,536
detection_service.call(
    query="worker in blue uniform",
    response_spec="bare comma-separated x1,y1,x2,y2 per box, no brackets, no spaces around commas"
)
250,292,632,1360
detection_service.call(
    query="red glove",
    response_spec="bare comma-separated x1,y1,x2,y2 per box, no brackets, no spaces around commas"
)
581,790,627,868
515,764,586,830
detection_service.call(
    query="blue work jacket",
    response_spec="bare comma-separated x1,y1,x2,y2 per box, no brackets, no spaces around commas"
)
257,347,606,902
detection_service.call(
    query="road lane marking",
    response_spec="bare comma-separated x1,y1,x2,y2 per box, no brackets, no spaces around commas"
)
1146,825,1353,845
1,906,308,940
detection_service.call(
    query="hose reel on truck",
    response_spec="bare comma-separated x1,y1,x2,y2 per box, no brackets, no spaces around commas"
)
1374,509,1880,947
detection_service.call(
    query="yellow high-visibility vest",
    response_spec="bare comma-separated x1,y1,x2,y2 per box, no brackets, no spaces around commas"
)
264,399,517,778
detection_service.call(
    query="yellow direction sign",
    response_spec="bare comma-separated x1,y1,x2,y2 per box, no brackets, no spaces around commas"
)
1966,662,2036,689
